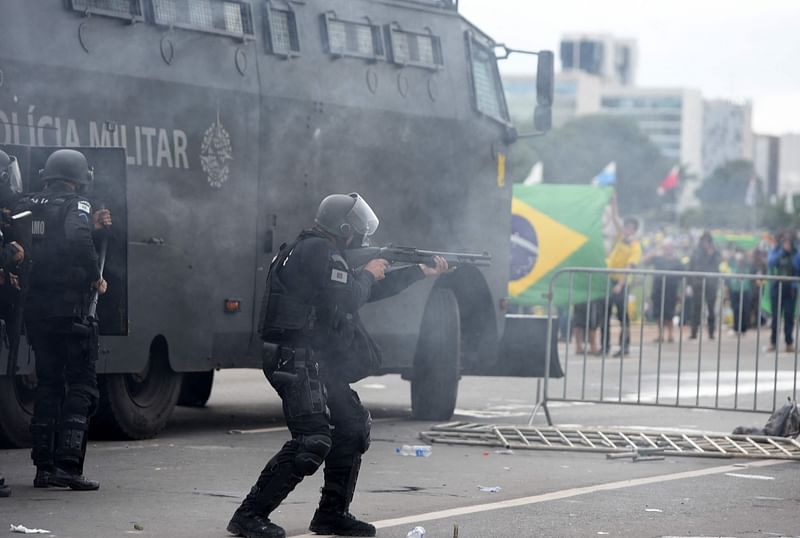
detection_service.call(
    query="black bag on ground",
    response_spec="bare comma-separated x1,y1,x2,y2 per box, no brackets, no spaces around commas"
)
732,398,800,437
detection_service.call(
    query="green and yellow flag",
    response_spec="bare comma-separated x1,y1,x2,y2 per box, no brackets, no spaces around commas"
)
510,184,612,306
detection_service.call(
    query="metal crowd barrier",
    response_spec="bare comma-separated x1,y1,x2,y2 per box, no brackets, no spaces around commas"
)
529,267,800,425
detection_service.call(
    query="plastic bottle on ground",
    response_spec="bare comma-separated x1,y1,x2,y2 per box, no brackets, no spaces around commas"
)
395,445,432,457
406,526,426,538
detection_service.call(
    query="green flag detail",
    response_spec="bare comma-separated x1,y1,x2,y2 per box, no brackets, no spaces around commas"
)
510,184,612,306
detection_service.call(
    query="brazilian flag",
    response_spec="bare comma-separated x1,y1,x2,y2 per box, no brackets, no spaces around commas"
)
510,184,613,306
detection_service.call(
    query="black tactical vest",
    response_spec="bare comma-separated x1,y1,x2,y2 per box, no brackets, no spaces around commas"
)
17,191,91,313
259,238,316,344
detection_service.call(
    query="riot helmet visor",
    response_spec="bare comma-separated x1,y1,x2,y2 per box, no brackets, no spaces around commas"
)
7,157,22,193
345,194,379,237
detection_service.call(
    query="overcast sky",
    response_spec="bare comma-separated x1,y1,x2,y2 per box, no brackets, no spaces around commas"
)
459,0,800,136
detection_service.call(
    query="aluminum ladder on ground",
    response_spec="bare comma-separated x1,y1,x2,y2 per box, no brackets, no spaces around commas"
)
419,422,800,461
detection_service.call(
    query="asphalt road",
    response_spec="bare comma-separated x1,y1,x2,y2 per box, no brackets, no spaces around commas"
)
0,355,798,538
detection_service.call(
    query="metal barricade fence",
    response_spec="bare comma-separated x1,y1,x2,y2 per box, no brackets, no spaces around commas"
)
529,267,800,426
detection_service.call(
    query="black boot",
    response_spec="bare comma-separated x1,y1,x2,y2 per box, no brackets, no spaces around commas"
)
0,476,10,497
30,418,56,487
48,467,99,491
227,510,285,538
33,467,55,488
310,459,375,537
229,449,303,538
309,510,375,537
52,415,99,491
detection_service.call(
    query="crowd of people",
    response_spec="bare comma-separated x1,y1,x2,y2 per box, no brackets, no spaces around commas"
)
568,217,800,356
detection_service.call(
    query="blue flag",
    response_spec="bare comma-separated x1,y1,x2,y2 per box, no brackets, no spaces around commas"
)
592,161,616,186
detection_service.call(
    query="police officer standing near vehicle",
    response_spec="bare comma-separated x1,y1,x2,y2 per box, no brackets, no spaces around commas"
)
16,149,111,491
228,193,448,538
0,148,25,498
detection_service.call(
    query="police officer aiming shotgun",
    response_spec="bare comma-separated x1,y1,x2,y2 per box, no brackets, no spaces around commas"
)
15,149,112,491
228,193,449,538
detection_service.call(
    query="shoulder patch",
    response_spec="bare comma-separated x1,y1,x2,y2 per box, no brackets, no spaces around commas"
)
77,200,92,214
331,268,349,284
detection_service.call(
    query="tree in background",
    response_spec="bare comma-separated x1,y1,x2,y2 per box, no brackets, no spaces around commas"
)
508,115,675,215
681,160,772,230
694,160,756,208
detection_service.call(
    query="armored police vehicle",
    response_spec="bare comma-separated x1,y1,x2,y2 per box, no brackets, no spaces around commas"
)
0,0,553,447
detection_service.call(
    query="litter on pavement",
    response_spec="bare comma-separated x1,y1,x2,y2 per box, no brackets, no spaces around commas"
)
10,524,51,534
478,485,502,493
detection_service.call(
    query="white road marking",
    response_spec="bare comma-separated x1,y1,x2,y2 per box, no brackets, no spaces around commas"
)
228,425,288,435
288,459,786,538
724,472,775,480
229,418,396,435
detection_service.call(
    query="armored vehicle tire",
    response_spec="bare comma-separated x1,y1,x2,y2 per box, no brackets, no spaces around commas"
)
0,374,35,448
411,287,461,421
92,338,182,440
177,370,214,407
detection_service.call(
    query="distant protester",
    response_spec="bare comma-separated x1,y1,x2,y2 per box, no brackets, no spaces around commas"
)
688,231,721,340
644,239,683,343
767,231,800,352
726,248,753,334
602,193,641,357
572,300,601,354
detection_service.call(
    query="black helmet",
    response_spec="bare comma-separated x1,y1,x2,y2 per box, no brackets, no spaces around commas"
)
315,193,379,239
0,149,22,194
41,149,92,185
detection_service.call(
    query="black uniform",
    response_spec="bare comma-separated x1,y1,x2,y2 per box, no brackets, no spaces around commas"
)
688,245,721,339
0,182,19,498
233,229,424,534
15,183,102,482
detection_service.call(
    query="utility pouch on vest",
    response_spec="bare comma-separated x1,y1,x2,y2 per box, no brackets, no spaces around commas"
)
264,293,313,330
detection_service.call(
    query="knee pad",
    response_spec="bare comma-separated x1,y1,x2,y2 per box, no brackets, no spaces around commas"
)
66,383,100,417
332,406,372,450
293,433,331,476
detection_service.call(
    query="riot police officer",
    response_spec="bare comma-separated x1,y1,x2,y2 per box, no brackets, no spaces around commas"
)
0,149,24,274
227,193,447,538
0,148,24,498
15,149,111,491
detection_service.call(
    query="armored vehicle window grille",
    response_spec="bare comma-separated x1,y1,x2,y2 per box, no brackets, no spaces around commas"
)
265,5,300,56
468,36,509,123
396,0,457,8
152,0,254,40
70,0,144,21
388,26,443,69
322,13,384,61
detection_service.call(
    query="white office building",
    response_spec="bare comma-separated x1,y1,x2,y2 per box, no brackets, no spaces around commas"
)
779,134,800,198
599,87,704,177
560,33,637,87
551,71,602,128
702,99,753,179
753,134,780,199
